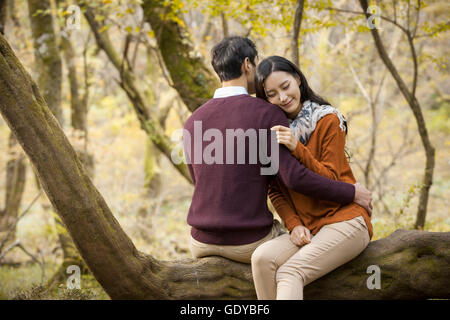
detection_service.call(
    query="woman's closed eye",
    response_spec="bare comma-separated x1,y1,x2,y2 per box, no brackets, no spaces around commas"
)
266,84,290,99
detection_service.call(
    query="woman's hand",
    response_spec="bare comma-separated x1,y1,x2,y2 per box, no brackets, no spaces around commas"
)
290,225,312,246
271,125,298,152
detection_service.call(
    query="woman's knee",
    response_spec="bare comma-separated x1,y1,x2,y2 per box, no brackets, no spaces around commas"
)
276,263,305,285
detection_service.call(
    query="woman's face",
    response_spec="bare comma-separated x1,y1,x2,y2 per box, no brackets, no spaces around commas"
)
263,71,302,119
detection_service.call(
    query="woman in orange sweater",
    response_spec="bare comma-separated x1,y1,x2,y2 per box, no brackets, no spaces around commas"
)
251,56,373,300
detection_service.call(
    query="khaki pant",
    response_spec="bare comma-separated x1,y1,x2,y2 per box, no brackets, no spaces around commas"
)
251,215,370,300
190,220,286,264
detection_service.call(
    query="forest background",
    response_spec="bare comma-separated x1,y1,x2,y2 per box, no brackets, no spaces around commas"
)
0,0,448,299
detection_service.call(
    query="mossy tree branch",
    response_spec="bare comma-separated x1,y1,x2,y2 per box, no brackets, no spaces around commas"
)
142,0,219,112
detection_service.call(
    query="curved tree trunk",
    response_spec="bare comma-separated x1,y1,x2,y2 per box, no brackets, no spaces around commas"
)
0,34,449,300
142,0,219,112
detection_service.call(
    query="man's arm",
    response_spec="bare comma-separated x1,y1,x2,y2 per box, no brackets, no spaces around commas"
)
275,139,355,204
265,107,355,204
272,118,372,215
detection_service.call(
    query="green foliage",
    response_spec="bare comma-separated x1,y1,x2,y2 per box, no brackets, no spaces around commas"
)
428,100,450,134
189,0,295,36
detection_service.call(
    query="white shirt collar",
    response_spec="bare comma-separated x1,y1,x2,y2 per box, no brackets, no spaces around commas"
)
213,86,248,98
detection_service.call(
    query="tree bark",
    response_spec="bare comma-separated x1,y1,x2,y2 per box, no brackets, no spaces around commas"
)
220,13,229,38
1,34,449,299
142,0,219,112
0,133,26,243
61,31,94,177
291,0,305,67
0,0,6,35
358,0,435,230
4,136,26,218
27,0,63,124
142,45,172,196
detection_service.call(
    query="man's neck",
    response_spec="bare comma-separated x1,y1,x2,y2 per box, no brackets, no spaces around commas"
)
221,77,248,91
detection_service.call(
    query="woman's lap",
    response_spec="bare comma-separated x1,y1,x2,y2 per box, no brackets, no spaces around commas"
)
251,215,370,299
276,215,370,286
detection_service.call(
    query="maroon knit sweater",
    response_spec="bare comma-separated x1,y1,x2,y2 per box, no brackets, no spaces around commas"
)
183,94,355,245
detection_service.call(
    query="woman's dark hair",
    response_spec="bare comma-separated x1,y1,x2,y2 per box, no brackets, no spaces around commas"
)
255,55,330,107
256,56,350,160
211,36,258,82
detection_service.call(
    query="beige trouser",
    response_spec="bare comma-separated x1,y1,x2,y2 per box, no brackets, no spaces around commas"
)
251,215,370,300
190,220,286,263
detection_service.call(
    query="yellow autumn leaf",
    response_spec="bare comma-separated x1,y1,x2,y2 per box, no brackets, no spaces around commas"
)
99,25,109,33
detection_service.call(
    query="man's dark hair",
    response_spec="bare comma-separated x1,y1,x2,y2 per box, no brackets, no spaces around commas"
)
211,36,258,82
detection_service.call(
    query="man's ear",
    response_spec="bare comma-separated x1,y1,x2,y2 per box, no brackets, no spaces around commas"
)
243,57,252,73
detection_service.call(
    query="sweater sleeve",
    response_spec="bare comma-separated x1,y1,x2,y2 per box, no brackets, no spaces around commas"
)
267,109,355,204
291,114,346,181
268,178,303,232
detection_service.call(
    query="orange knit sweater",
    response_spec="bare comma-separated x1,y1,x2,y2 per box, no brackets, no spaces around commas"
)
269,114,373,239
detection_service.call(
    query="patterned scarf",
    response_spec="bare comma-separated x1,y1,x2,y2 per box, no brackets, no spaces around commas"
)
288,100,347,145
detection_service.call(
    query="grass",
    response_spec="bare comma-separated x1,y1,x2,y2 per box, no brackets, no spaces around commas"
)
0,262,109,300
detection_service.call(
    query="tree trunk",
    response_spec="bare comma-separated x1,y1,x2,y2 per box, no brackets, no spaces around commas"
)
0,0,6,34
1,34,449,299
291,0,304,67
220,13,229,38
27,0,63,124
359,0,435,230
61,31,94,177
144,139,162,197
142,0,219,112
0,133,26,244
142,45,171,196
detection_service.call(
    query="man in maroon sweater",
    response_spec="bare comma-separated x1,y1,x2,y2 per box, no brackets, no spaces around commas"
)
183,36,372,263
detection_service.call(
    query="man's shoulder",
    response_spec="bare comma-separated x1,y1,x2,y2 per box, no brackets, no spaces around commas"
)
246,95,277,109
246,96,289,119
184,98,215,126
184,95,288,128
